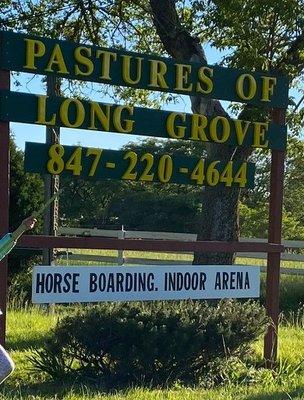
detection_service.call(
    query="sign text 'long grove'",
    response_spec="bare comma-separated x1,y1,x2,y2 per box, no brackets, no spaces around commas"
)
0,91,287,150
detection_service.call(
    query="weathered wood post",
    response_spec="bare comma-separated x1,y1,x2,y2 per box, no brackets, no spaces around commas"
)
264,108,286,366
0,65,10,346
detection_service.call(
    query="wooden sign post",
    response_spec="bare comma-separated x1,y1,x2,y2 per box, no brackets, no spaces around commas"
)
0,61,10,345
264,108,286,366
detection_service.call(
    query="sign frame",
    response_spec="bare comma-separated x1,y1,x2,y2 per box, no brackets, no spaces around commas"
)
0,32,286,368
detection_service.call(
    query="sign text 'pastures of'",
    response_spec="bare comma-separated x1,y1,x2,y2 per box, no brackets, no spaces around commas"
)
0,31,288,107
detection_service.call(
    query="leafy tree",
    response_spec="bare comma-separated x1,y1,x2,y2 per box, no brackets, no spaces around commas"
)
284,137,304,225
59,139,202,232
1,0,303,264
109,139,202,232
10,138,43,231
59,178,124,228
9,137,44,277
240,137,304,239
239,203,304,240
110,189,201,233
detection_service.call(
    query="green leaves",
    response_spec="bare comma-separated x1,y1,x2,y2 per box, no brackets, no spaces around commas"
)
29,300,268,387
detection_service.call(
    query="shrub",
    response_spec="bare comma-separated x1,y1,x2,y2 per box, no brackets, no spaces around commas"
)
9,137,43,278
29,300,268,388
8,269,34,308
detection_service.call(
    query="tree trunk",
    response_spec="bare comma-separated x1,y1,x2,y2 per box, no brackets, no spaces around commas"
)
149,0,250,264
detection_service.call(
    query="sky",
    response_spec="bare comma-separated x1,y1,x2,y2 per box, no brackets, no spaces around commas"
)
10,43,230,151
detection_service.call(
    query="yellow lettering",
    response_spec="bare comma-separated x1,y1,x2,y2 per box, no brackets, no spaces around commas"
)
96,50,117,80
236,74,257,100
88,102,111,131
45,44,68,74
60,99,85,128
196,67,213,94
253,122,269,148
261,76,277,102
190,114,208,141
122,55,143,85
24,39,45,70
234,120,251,146
174,64,193,92
113,106,134,132
74,46,94,76
148,60,169,89
209,116,230,143
166,112,186,139
35,95,56,125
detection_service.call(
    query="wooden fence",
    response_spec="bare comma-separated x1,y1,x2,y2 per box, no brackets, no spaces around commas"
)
55,227,304,276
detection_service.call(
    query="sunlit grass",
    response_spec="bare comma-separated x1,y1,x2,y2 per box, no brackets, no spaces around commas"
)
0,307,304,400
4,249,304,399
55,248,304,268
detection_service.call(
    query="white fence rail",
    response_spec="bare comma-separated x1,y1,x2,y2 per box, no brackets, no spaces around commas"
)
56,227,304,276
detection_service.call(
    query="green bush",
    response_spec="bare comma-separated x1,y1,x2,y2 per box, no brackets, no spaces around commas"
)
9,137,43,278
8,269,34,308
29,300,268,388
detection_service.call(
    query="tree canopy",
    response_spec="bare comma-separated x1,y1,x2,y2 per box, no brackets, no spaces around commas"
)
1,0,303,263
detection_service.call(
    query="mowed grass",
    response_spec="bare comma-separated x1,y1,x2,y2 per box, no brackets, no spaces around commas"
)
3,253,304,399
55,247,304,269
0,306,304,400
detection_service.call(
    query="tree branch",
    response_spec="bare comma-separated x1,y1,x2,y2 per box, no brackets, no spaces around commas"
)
276,32,304,74
149,0,202,61
150,0,218,117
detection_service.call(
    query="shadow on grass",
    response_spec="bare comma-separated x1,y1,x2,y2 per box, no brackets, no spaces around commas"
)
244,385,304,400
8,336,48,352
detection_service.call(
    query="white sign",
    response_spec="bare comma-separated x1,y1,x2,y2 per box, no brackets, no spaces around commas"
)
32,265,260,303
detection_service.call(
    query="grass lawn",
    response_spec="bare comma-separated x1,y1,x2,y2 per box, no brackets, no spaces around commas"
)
0,307,303,400
55,248,304,269
4,254,304,399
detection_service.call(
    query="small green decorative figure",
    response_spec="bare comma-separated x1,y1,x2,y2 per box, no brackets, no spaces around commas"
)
0,216,37,384
0,216,37,262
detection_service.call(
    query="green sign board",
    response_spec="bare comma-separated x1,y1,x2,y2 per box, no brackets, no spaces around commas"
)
24,142,255,188
0,31,288,107
0,91,287,150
